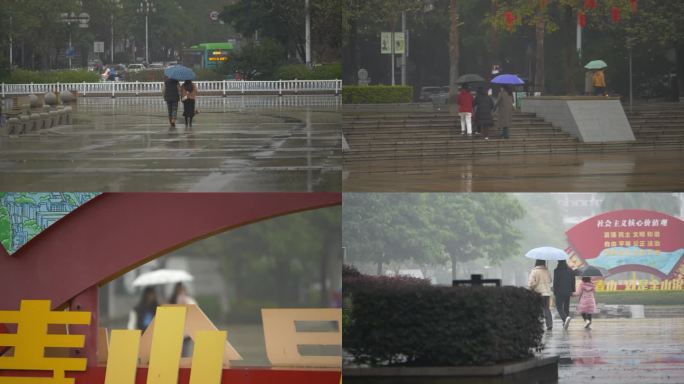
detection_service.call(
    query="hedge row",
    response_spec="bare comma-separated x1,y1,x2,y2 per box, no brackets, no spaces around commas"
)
275,62,342,80
125,68,225,82
342,85,413,104
1,69,99,84
343,269,544,366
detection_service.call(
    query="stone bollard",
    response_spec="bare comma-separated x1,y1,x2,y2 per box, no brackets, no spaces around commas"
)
61,90,74,104
29,94,41,108
44,92,58,106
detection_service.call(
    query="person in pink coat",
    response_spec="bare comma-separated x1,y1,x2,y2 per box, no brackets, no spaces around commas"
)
574,276,597,329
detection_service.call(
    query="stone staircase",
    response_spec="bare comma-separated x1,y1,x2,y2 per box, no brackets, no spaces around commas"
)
342,103,684,167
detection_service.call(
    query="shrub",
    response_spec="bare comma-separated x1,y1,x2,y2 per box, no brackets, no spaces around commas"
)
342,85,413,104
276,62,342,80
344,273,544,367
1,69,99,84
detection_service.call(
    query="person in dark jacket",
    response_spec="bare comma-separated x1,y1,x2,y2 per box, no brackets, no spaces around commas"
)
554,260,576,330
162,76,182,128
473,87,494,140
494,85,514,139
127,286,159,331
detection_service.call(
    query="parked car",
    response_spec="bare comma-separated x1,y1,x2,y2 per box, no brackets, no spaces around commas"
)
165,61,178,68
429,86,451,105
148,62,164,70
127,63,145,73
419,86,448,102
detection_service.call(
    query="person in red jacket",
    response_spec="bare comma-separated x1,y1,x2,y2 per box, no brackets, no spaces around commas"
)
457,84,474,135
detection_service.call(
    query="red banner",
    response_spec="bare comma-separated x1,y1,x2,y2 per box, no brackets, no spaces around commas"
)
566,210,684,279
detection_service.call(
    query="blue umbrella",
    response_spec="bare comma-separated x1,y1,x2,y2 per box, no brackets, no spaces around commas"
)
164,65,196,81
525,247,568,261
491,74,525,85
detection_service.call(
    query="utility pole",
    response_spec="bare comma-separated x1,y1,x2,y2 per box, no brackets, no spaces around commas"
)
305,0,311,67
138,0,156,64
111,13,114,63
9,13,12,69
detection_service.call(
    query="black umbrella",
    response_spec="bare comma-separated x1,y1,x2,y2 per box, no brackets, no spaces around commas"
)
577,265,604,277
456,74,486,84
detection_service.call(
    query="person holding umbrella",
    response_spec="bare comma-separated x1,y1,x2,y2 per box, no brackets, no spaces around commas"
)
528,259,553,330
585,60,608,96
574,265,601,329
456,84,474,136
494,85,514,139
163,65,196,129
127,286,159,331
526,246,569,331
473,86,494,140
162,76,182,128
554,260,576,330
181,80,198,129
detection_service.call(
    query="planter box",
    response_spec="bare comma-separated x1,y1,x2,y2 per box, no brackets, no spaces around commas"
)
344,356,558,384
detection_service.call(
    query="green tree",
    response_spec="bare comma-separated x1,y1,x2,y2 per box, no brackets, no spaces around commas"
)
343,193,525,277
490,0,633,93
224,38,286,79
343,193,444,275
221,0,341,64
183,207,341,318
600,193,681,216
430,194,525,279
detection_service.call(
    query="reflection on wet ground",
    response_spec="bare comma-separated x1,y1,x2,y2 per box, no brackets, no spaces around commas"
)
0,96,341,191
343,151,684,192
541,317,684,383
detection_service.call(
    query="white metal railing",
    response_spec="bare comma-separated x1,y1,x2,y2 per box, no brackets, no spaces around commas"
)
0,80,342,98
75,95,341,111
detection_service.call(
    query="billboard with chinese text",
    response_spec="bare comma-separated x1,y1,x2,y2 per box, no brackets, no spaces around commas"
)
565,210,684,285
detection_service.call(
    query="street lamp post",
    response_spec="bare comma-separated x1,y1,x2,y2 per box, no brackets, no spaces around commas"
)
137,0,156,64
305,0,311,67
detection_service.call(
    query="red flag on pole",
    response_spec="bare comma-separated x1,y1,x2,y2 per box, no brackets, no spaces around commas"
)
584,0,597,10
611,6,620,23
578,11,587,28
504,11,515,30
630,0,638,15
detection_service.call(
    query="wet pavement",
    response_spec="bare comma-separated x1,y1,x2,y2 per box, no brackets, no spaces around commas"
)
540,317,684,383
343,151,684,192
0,96,341,191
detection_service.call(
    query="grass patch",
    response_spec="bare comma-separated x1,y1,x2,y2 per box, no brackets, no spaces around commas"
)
596,290,684,305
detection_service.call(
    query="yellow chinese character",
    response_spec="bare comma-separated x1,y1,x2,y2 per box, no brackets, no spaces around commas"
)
618,232,625,238
0,300,90,384
611,241,618,247
639,231,646,238
647,231,653,237
654,231,661,238
611,232,618,238
604,241,611,248
604,232,611,238
625,240,632,247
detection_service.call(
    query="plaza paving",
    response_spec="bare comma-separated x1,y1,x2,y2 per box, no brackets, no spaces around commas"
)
540,317,684,383
0,96,341,191
343,151,684,192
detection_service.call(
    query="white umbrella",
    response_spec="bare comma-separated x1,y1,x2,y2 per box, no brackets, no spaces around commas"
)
525,247,568,261
132,269,194,287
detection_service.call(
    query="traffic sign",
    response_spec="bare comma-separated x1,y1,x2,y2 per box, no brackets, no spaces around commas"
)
94,42,105,53
66,46,76,58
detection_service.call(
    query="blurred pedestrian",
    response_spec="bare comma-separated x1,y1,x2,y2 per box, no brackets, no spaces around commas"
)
494,85,514,139
554,260,576,330
181,80,198,129
456,84,474,136
169,282,197,305
592,69,607,96
528,259,553,330
574,276,597,329
162,76,182,128
473,86,494,140
127,287,159,331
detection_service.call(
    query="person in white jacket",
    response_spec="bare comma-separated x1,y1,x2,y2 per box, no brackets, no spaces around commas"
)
528,259,553,330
